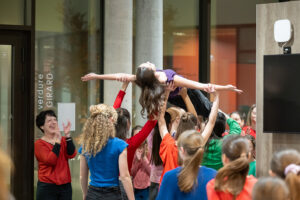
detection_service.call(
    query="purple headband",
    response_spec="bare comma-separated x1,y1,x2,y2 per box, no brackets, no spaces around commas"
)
284,164,300,176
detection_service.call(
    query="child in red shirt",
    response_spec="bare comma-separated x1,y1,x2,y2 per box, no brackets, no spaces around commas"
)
131,126,151,200
206,135,257,200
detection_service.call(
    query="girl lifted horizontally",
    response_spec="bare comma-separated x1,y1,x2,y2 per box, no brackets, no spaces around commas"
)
81,62,242,118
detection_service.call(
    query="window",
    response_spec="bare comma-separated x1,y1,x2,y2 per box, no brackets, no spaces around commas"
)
35,0,103,198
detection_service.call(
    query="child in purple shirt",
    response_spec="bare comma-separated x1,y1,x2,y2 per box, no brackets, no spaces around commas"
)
81,62,242,118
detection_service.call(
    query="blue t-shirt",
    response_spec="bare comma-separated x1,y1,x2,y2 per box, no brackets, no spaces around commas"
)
78,137,128,187
156,166,217,200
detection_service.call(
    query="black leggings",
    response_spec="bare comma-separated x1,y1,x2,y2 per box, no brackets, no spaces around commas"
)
36,181,72,200
168,89,212,118
149,182,159,200
86,185,122,200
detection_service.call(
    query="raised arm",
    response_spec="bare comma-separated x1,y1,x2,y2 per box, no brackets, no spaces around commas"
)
158,83,176,139
158,88,171,139
63,121,77,159
179,87,197,117
218,110,242,135
218,109,242,135
81,73,136,82
113,81,130,109
201,89,219,145
173,75,242,93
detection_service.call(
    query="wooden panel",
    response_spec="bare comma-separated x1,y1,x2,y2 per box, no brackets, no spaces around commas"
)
256,1,300,177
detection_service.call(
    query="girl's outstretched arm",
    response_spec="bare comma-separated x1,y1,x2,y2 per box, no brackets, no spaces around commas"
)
201,89,219,145
81,72,136,82
158,82,176,139
158,88,170,139
173,75,242,93
179,87,197,117
113,81,130,109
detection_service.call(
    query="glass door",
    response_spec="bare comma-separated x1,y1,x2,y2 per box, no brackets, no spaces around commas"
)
0,30,33,199
0,44,12,190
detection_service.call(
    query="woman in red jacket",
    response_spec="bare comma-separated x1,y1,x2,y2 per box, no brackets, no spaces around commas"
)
35,110,77,200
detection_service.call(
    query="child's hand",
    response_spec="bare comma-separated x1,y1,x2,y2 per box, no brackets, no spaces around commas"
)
63,121,71,138
204,83,214,93
54,124,62,144
241,127,250,136
165,82,176,92
204,84,216,93
179,87,188,97
226,84,243,94
81,73,97,81
136,149,143,160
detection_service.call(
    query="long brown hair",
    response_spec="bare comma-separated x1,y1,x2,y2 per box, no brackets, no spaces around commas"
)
135,66,165,118
80,104,117,157
271,149,300,200
214,135,250,198
285,172,300,200
115,108,130,140
246,104,256,126
177,130,205,193
175,113,198,140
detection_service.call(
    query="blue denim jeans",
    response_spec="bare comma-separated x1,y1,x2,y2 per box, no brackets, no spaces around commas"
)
149,182,159,200
134,187,149,200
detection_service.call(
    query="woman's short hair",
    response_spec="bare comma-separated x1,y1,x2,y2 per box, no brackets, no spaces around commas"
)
36,110,57,133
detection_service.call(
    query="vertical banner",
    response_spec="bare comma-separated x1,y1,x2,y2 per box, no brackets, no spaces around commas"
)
58,103,76,131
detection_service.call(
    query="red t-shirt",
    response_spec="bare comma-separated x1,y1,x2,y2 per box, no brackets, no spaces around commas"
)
206,175,257,200
242,126,256,139
159,134,178,184
34,137,77,185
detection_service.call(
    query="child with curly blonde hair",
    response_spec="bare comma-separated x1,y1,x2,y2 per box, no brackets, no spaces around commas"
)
79,104,134,200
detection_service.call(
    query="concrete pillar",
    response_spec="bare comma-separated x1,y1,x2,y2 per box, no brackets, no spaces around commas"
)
134,0,163,126
88,0,100,106
104,0,133,115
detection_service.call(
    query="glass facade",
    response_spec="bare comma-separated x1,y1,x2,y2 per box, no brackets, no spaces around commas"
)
35,0,102,198
163,0,199,81
0,0,24,25
0,0,32,25
0,0,284,197
210,0,277,115
0,45,12,188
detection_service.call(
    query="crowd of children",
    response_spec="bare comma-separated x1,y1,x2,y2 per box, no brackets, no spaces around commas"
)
28,62,300,200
